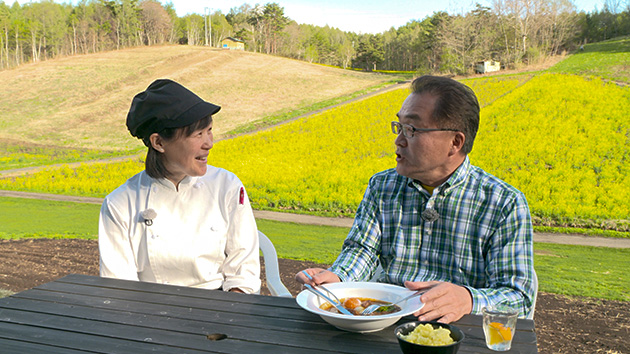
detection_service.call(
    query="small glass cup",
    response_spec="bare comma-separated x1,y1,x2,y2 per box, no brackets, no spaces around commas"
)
482,305,518,351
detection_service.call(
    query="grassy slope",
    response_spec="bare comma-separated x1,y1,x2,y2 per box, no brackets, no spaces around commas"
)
0,45,394,153
549,36,630,82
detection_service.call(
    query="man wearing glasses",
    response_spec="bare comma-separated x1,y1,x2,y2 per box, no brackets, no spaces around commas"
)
297,75,537,323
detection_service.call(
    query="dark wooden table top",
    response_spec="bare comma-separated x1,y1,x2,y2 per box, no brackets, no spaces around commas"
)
0,274,537,353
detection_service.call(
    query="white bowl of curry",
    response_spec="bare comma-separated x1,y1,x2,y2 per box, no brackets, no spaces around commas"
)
296,282,425,333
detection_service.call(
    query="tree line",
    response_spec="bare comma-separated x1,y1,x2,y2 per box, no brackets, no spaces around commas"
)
1,0,629,74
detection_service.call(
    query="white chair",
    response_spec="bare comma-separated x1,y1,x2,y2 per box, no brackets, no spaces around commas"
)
369,264,384,282
258,231,292,297
527,273,538,319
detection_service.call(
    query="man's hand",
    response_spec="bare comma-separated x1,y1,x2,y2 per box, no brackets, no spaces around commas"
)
295,268,341,286
405,280,473,323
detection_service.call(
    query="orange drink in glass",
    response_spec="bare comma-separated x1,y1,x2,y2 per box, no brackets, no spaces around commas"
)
482,306,518,351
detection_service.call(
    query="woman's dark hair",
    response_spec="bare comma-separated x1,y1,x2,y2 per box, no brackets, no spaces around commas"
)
411,75,480,154
144,115,212,179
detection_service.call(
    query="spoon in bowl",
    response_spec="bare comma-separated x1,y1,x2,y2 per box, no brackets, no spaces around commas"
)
303,284,353,316
301,270,344,306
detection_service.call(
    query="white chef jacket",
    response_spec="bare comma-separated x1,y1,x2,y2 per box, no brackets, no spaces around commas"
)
98,166,261,294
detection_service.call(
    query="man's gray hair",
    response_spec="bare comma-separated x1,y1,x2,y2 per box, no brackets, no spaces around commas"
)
411,76,480,154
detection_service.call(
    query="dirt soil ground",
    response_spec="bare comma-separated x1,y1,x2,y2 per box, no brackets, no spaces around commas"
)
0,238,628,353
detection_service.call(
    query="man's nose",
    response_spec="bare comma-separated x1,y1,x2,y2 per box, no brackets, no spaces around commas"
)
394,131,407,146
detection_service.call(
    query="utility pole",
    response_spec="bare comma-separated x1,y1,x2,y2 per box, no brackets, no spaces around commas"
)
204,7,212,47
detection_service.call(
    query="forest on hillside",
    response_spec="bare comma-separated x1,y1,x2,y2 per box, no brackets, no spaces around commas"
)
1,0,630,74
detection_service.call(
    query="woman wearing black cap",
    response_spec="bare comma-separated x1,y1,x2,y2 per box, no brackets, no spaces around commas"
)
98,79,260,294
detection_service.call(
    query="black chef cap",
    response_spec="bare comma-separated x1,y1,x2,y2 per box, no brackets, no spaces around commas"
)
126,79,221,141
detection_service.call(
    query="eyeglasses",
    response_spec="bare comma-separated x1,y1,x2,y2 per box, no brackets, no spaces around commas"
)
391,121,460,138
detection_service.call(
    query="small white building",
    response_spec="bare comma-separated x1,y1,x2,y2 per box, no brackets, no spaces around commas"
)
475,60,501,74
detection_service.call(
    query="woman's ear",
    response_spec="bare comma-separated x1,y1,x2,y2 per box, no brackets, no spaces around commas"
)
149,133,165,153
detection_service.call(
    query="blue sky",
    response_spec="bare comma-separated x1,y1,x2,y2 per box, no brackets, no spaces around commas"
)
5,0,608,34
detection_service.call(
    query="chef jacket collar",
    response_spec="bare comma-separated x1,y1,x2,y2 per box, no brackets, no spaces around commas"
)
154,175,197,191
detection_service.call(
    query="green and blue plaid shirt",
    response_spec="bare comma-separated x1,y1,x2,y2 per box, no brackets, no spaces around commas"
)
330,157,537,318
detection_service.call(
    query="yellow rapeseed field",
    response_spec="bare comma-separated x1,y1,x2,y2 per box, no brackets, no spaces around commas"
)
471,73,630,224
2,73,628,228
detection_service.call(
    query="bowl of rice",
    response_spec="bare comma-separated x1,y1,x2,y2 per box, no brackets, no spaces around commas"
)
395,321,464,354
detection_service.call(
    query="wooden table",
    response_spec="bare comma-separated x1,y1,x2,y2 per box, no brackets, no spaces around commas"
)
0,274,537,353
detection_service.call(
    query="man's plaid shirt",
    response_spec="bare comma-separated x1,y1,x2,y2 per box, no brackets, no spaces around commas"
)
330,157,538,318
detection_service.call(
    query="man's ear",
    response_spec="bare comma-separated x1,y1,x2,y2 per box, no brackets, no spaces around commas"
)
450,132,466,155
149,133,165,153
